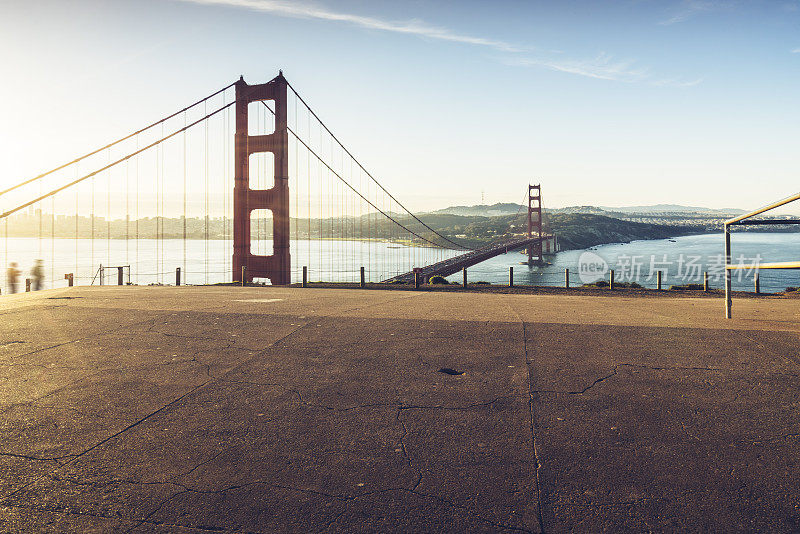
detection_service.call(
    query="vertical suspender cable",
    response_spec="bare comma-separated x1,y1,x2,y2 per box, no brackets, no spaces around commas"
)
50,196,54,287
91,172,95,282
155,132,160,283
38,179,42,262
135,134,139,285
125,158,129,269
183,111,187,284
204,100,209,284
107,148,111,273
75,167,78,284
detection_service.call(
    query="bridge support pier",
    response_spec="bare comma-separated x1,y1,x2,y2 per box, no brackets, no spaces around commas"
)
233,72,291,285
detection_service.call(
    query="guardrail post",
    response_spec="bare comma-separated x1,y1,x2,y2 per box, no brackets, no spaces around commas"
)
176,267,181,286
725,225,732,318
99,264,104,286
302,266,307,288
657,271,662,290
360,266,365,288
754,273,760,294
414,271,420,289
462,268,467,288
117,267,124,286
609,269,615,290
509,266,514,287
25,279,31,292
704,271,709,292
241,266,246,287
565,268,569,288
65,273,74,287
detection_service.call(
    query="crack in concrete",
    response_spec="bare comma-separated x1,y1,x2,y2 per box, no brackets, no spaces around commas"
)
0,380,213,466
1,309,545,533
0,321,313,517
3,315,165,363
520,320,546,534
502,304,546,534
395,404,423,491
533,368,619,396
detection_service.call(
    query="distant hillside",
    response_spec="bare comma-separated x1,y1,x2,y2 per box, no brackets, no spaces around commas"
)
550,205,608,215
545,213,696,250
428,203,524,217
598,204,745,216
431,203,745,218
413,212,698,251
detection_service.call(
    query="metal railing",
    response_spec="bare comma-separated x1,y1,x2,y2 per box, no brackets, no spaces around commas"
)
724,192,800,318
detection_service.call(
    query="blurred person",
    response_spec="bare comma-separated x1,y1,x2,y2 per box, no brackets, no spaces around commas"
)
31,259,44,291
6,262,20,294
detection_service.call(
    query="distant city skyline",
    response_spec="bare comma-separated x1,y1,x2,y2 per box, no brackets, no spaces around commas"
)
1,0,798,213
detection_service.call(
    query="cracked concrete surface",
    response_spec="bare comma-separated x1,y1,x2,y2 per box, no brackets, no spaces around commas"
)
1,286,800,532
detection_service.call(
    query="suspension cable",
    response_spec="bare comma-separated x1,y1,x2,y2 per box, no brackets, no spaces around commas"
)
260,102,467,250
276,89,471,250
0,101,235,220
0,82,236,198
286,123,456,250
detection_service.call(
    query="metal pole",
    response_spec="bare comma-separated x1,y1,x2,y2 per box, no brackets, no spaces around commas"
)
462,268,467,288
754,273,760,294
565,268,569,288
241,266,246,287
414,271,420,290
704,271,709,292
725,225,732,318
65,273,73,287
609,269,615,290
509,266,514,287
176,267,181,286
99,264,103,286
360,266,365,288
657,270,662,290
302,266,307,288
117,267,124,286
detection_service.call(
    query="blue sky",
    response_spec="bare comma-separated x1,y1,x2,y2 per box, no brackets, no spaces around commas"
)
1,0,798,211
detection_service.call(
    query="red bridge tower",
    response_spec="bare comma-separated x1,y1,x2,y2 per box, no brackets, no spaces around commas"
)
527,184,543,265
233,73,291,285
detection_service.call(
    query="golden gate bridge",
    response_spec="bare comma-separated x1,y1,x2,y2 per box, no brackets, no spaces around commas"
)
0,72,551,291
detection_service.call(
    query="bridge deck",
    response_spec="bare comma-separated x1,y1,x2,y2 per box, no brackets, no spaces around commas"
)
384,236,548,283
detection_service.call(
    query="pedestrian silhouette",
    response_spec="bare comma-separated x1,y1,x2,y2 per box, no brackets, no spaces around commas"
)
31,260,44,291
6,262,20,294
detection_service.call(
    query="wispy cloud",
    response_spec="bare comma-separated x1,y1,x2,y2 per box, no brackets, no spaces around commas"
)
659,0,734,25
793,48,800,53
502,53,699,87
179,0,699,87
178,0,521,52
503,53,648,83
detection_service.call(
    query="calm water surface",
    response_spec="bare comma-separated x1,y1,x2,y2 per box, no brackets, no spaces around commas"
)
2,233,799,294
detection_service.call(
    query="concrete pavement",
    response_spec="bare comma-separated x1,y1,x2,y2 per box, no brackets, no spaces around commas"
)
1,286,799,532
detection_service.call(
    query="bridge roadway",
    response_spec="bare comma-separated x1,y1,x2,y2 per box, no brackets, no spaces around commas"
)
2,285,800,532
384,235,549,284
